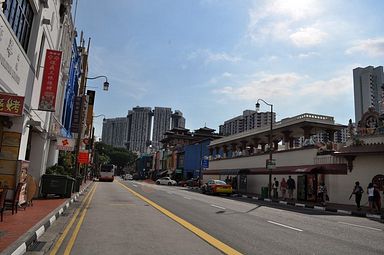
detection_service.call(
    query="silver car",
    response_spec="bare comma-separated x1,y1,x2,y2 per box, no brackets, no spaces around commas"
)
155,177,177,186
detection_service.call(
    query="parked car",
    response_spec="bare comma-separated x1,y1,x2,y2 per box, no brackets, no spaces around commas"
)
156,177,177,186
178,177,199,187
201,179,232,196
124,174,133,180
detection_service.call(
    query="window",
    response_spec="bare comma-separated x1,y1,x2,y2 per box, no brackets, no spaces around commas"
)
3,0,34,52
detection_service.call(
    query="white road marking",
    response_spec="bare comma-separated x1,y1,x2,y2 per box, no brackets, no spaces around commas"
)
338,222,382,231
267,220,303,232
211,204,226,211
132,184,138,187
184,196,192,200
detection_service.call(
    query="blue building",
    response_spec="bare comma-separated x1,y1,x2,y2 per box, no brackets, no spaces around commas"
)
183,139,210,180
61,39,81,137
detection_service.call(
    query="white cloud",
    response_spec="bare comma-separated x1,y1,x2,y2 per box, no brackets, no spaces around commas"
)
290,27,328,47
187,49,241,64
295,52,320,58
211,72,351,105
345,38,384,57
247,0,328,47
212,72,303,101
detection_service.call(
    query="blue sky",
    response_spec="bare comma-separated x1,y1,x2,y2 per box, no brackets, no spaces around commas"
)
74,0,384,138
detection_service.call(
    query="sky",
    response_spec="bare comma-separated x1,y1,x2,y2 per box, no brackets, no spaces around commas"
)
74,0,384,138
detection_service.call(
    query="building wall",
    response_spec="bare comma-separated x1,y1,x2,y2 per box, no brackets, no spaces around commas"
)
101,117,129,148
328,155,384,206
220,111,276,136
353,66,384,122
127,107,152,153
152,107,171,150
209,148,319,170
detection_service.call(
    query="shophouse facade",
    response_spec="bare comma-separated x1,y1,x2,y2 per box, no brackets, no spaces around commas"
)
0,0,77,194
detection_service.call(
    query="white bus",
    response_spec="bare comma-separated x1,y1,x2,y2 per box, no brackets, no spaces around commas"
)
99,164,116,182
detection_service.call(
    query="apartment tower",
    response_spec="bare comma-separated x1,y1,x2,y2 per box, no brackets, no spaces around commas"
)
353,66,384,122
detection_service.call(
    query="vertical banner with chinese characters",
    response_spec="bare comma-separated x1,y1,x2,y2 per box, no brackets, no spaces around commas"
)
38,50,62,111
0,93,24,116
70,96,82,133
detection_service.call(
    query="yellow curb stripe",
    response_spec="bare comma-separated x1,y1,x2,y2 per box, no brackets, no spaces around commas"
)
117,181,242,255
49,184,96,255
64,183,98,255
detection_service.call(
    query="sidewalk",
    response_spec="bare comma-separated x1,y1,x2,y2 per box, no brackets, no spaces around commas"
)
0,180,92,255
189,186,384,220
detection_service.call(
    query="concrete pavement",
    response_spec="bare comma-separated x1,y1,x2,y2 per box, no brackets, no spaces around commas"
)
0,181,92,255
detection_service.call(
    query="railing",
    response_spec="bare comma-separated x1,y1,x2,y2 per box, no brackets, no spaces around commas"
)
314,154,347,165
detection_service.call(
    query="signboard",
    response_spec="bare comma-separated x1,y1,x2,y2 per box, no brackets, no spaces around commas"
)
78,151,89,164
0,93,24,116
266,159,276,170
70,96,82,133
38,49,62,111
86,90,95,126
56,137,76,151
201,159,209,169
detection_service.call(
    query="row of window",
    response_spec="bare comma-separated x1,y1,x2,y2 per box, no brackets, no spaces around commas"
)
2,0,34,52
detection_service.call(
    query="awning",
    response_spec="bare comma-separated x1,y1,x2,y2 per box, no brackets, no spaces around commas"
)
203,168,250,175
204,164,347,175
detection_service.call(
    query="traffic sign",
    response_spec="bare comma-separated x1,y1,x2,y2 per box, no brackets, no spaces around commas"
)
201,159,209,168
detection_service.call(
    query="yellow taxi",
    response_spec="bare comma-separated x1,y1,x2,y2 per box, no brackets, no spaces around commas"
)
201,179,233,196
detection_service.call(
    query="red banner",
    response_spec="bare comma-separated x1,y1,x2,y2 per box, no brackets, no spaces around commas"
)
0,93,24,116
78,151,90,164
38,50,62,111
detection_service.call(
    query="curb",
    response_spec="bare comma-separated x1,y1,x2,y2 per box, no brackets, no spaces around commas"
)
1,182,92,255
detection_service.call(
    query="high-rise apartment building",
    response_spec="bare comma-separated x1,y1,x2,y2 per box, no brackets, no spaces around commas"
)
102,106,186,153
171,110,186,129
353,66,384,122
102,117,129,148
152,107,172,150
127,107,153,153
219,109,276,136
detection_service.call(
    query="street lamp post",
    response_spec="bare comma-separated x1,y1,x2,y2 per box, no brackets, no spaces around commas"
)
86,75,109,91
74,75,109,180
256,99,273,199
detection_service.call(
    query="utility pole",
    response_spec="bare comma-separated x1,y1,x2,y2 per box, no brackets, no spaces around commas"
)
74,36,90,180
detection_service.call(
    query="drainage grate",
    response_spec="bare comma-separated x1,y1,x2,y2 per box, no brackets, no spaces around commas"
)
27,241,47,252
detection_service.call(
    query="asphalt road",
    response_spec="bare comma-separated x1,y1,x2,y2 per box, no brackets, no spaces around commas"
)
123,180,384,255
29,179,384,255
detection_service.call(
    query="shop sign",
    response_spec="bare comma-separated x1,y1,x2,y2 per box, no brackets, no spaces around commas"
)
56,137,76,151
86,90,95,126
38,49,62,111
70,96,82,133
0,92,24,116
266,159,276,170
78,151,89,164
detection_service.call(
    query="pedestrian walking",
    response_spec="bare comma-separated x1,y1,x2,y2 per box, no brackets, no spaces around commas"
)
367,183,375,212
280,178,287,200
272,177,279,199
373,184,381,213
317,182,328,206
287,176,296,200
350,181,364,210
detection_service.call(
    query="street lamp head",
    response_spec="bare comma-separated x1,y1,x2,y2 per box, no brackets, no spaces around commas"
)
255,102,260,112
103,81,109,91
